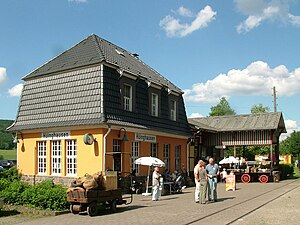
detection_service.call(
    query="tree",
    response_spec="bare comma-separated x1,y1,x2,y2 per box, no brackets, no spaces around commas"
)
251,104,270,114
209,97,236,116
280,131,300,160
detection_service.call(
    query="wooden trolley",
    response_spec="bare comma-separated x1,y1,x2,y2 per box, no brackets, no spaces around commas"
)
67,188,132,216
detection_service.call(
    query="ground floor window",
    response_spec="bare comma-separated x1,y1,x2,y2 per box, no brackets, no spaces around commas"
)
163,144,170,170
37,141,47,174
113,139,121,171
175,145,181,171
132,141,139,174
51,140,61,175
66,140,77,176
150,143,158,158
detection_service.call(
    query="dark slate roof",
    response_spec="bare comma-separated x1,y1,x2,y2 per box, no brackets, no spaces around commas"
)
8,66,105,131
24,34,181,93
188,112,286,133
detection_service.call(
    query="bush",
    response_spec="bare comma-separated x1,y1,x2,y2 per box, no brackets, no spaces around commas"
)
278,164,294,180
0,179,68,211
0,166,20,181
0,180,30,205
21,181,68,210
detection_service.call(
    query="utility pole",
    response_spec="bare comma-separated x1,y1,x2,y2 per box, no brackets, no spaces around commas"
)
273,86,277,112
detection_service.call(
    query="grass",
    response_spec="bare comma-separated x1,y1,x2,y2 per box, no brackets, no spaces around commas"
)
0,149,17,160
293,166,300,178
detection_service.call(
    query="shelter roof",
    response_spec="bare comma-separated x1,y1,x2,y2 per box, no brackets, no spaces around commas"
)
188,112,286,133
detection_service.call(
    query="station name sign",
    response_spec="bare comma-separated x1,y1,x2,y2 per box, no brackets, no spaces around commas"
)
135,133,156,143
41,131,71,140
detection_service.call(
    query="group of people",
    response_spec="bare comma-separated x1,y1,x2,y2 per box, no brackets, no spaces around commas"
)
194,157,219,204
151,157,220,203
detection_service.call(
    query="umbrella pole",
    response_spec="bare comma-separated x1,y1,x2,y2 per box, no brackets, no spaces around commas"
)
146,166,150,194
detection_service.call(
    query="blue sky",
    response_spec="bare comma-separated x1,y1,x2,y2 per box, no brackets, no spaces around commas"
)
0,0,300,138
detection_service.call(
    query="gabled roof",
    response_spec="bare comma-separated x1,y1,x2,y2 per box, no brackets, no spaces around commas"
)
188,112,286,133
24,34,181,93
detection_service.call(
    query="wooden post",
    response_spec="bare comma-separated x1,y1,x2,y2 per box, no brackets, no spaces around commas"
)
234,145,236,157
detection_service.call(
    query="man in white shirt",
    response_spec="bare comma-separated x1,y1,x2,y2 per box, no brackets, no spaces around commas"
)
194,160,201,203
152,167,161,201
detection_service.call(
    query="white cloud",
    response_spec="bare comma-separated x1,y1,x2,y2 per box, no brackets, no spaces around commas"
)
8,83,23,97
0,67,7,85
184,61,300,103
235,0,300,33
160,5,217,37
177,6,194,17
68,0,87,3
280,119,300,141
188,113,204,118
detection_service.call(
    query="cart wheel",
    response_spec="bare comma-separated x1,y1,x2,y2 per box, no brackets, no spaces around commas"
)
110,199,118,213
241,174,251,183
87,202,98,217
259,175,268,183
70,204,80,214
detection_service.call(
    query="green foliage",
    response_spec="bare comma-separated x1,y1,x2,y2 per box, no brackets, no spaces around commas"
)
0,180,30,205
280,131,300,157
225,146,270,160
278,164,294,180
20,181,68,210
0,173,68,211
0,166,20,181
209,97,236,116
0,120,14,150
251,104,270,114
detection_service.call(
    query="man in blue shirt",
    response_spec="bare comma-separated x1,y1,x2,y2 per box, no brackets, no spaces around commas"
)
206,157,219,202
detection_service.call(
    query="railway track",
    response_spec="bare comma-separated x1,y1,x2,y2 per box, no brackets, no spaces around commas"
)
187,179,300,225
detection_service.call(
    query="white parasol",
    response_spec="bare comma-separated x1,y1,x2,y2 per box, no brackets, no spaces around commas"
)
219,156,239,164
134,157,165,196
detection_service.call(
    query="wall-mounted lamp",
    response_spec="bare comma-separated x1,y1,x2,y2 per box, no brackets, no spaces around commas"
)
13,131,23,144
118,128,128,141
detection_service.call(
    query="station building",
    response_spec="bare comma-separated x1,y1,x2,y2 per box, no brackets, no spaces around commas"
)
7,35,191,184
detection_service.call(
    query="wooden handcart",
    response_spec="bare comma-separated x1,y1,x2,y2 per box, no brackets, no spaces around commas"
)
67,188,132,216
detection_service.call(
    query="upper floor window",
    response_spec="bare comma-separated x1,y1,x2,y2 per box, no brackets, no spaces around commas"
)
151,93,158,117
124,84,132,111
170,100,177,121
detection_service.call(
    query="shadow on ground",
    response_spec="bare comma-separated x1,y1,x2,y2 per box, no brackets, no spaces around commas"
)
0,209,20,217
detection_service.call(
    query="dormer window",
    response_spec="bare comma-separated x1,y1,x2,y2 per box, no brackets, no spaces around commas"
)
170,100,177,121
124,84,132,111
151,93,158,117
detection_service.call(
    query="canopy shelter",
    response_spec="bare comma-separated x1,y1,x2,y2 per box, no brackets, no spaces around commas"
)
188,112,286,172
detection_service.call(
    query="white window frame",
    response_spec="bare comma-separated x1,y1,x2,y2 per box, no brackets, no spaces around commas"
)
37,141,47,175
66,140,77,176
163,144,170,170
131,141,139,174
175,145,181,171
51,140,62,176
170,100,177,121
113,139,121,153
151,93,158,117
151,143,158,158
124,84,132,111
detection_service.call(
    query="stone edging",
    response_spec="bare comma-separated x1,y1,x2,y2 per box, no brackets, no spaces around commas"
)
3,204,70,216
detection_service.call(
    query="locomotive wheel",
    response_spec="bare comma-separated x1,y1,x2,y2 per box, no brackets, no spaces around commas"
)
259,175,269,183
87,202,98,217
241,174,251,183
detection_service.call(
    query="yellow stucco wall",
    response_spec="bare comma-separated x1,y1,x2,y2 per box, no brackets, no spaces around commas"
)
17,128,188,178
